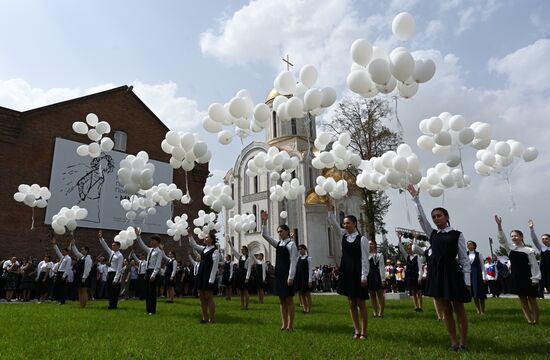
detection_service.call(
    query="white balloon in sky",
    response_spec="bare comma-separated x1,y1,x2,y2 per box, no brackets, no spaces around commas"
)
392,12,416,41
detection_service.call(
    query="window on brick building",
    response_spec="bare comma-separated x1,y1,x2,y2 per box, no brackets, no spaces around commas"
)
113,130,127,151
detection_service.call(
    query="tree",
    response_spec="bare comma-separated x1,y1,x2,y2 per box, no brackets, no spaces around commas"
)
379,234,398,263
323,97,402,240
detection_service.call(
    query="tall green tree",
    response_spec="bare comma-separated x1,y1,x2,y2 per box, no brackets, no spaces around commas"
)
323,97,402,240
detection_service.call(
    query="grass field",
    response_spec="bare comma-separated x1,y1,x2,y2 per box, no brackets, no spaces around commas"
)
0,295,549,359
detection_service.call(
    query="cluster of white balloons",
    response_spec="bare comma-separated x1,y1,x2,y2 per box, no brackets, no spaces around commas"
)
117,151,155,195
51,206,88,235
272,64,337,120
355,144,422,191
13,184,51,208
114,226,137,250
162,131,211,171
269,178,306,202
166,214,189,241
311,132,362,171
204,89,270,145
227,213,257,234
417,113,490,160
192,211,221,240
73,113,114,158
474,140,538,176
202,183,235,212
121,183,183,221
347,13,435,99
314,176,348,199
246,147,300,177
416,164,471,197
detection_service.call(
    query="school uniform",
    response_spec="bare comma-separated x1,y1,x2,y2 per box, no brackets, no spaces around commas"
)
132,253,148,299
70,244,93,289
137,236,162,314
99,238,123,309
53,245,72,304
412,198,471,303
262,227,298,297
468,251,487,300
35,260,52,295
399,243,424,293
412,241,431,293
294,255,313,292
162,252,178,290
222,261,233,287
328,213,370,300
530,227,550,291
498,230,541,297
230,246,253,291
189,238,220,292
367,253,385,291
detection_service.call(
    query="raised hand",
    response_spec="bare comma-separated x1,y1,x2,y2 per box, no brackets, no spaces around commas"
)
528,219,534,229
396,231,402,241
260,210,268,224
406,184,419,198
98,230,103,238
412,230,418,240
325,197,334,211
494,215,502,227
134,227,141,237
50,237,57,245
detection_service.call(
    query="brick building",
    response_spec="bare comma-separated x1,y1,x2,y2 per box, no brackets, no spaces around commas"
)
0,86,208,260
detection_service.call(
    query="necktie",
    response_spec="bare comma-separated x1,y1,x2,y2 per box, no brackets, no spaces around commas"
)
147,249,153,268
108,254,114,268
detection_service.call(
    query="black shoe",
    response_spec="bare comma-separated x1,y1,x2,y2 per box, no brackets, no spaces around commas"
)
459,345,468,353
448,345,459,352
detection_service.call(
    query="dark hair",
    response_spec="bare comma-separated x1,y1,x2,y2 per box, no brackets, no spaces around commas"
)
298,244,308,252
150,235,162,243
431,207,450,226
344,215,358,225
113,241,121,247
510,230,524,245
208,230,218,242
467,241,477,250
278,224,290,232
83,246,90,253
241,245,249,253
169,251,176,259
542,233,550,238
368,240,377,249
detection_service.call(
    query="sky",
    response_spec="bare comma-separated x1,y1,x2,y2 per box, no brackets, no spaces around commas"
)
1,0,550,256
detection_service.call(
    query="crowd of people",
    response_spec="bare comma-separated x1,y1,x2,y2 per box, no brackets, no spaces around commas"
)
1,186,548,352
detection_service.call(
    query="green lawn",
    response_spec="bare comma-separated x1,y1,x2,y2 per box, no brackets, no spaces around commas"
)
0,295,548,359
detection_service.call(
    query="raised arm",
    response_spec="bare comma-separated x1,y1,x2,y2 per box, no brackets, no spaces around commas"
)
457,232,471,287
307,256,313,285
479,252,487,281
360,235,370,282
70,240,83,258
188,236,205,253
99,235,113,256
495,215,513,253
528,219,542,252
53,244,62,260
228,242,240,259
209,250,220,284
260,211,279,248
397,232,408,258
135,228,150,253
407,185,434,236
131,252,139,263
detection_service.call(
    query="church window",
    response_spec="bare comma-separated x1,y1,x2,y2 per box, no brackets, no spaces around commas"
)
339,211,345,227
327,227,334,256
272,111,277,138
254,176,259,193
291,118,297,135
252,205,258,232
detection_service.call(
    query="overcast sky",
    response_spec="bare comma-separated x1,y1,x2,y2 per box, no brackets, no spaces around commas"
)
1,0,549,255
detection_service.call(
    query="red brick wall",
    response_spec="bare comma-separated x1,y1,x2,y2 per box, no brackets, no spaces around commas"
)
0,87,208,263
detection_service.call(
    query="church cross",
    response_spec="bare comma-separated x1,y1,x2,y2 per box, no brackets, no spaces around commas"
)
282,54,294,71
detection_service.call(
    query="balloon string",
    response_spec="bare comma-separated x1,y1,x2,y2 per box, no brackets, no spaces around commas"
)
393,95,404,134
184,171,190,197
404,191,412,225
31,207,35,231
458,147,466,187
505,175,516,212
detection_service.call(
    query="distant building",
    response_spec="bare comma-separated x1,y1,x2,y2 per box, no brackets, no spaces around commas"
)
223,88,364,266
0,86,208,259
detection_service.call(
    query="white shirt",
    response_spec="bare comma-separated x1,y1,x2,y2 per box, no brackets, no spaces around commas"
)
54,245,72,280
261,226,299,281
369,253,386,282
99,238,123,282
252,257,266,282
189,237,220,284
229,246,254,280
36,260,53,281
411,197,471,286
136,236,162,277
399,242,424,279
71,244,93,280
131,253,148,274
498,229,541,284
327,212,370,281
98,263,108,282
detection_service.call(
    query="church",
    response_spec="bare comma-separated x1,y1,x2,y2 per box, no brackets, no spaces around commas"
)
223,88,365,267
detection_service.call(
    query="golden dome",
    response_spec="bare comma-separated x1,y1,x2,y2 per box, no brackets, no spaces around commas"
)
265,88,280,103
322,168,357,186
305,190,327,205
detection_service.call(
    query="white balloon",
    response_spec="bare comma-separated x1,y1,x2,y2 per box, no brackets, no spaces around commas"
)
376,76,397,94
202,116,223,133
85,113,99,126
397,81,418,99
100,137,114,152
368,58,391,85
350,39,373,66
390,51,414,82
495,141,511,157
208,103,227,123
412,59,436,83
474,123,492,139
217,130,233,145
320,87,337,108
448,115,466,131
299,64,318,88
347,70,372,95
229,97,247,119
253,103,271,123
95,121,110,135
275,71,297,95
87,129,102,142
392,12,416,41
72,121,88,135
446,154,461,167
434,131,452,146
76,144,89,157
427,117,443,134
286,97,304,118
304,88,323,111
522,147,538,162
481,152,496,166
392,156,408,172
